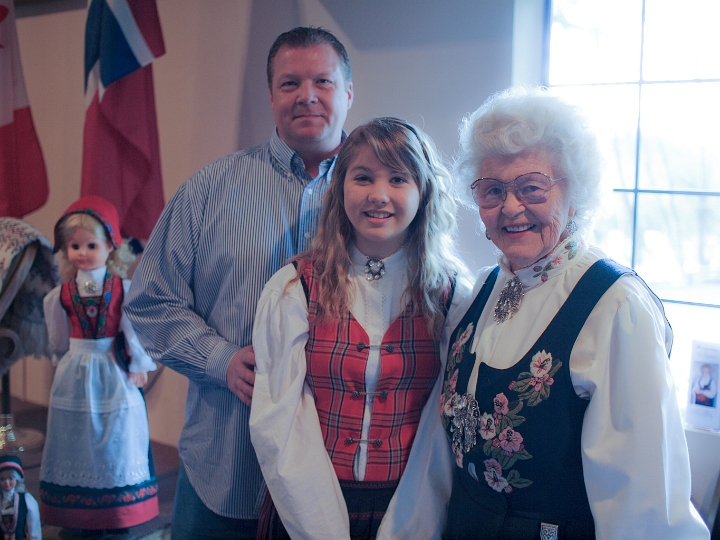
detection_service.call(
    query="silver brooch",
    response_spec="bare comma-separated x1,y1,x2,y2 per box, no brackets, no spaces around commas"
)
84,281,101,294
450,393,481,454
364,258,385,281
494,275,524,323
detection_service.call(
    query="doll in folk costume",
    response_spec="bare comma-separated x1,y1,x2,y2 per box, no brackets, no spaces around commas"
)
0,456,41,540
39,196,159,532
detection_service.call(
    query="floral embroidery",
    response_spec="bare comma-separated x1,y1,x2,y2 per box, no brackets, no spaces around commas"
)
441,322,474,428
479,413,496,440
446,351,564,492
531,240,578,282
448,323,473,374
510,351,562,407
565,240,578,259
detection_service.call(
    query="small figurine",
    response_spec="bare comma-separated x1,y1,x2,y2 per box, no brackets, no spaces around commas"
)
39,196,159,532
0,455,41,540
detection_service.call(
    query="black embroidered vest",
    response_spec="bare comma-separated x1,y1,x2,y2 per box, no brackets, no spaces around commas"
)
441,259,631,539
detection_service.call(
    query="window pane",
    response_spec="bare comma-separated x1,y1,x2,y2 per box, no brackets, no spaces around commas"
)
638,82,720,191
664,303,720,421
550,85,639,190
594,191,634,266
643,0,720,81
635,194,720,306
548,0,642,84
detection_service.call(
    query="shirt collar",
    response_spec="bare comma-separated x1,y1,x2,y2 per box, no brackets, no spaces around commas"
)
499,235,587,291
350,244,408,274
269,129,347,182
76,266,108,285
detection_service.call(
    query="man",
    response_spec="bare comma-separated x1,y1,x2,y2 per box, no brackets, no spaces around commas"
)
125,27,353,539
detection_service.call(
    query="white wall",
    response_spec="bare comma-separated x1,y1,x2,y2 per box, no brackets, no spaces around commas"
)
12,0,512,446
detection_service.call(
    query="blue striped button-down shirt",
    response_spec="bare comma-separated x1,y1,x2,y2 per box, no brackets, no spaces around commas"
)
125,130,338,519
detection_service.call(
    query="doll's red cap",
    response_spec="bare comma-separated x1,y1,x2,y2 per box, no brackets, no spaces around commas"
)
54,196,122,253
0,455,24,478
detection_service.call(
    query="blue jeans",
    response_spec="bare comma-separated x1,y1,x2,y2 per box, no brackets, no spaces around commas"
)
171,462,258,540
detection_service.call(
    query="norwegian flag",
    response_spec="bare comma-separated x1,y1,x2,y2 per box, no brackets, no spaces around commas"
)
81,0,165,240
0,0,49,218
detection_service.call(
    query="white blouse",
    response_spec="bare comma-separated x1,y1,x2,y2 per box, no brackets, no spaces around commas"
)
44,266,157,373
250,247,466,540
449,239,708,540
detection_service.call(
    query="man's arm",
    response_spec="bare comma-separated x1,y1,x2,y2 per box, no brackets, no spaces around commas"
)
126,179,252,401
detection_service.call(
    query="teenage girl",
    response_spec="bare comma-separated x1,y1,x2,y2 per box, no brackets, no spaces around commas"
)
250,117,470,540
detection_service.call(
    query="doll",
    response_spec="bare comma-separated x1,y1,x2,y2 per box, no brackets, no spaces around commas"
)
39,196,159,532
0,456,41,540
250,118,471,539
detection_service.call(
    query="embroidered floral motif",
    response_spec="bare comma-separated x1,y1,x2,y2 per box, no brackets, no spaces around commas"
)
510,351,562,407
531,240,578,282
441,322,474,428
565,240,578,259
446,351,564,492
448,323,473,374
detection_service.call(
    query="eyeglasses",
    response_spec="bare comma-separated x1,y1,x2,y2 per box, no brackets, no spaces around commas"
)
470,172,564,209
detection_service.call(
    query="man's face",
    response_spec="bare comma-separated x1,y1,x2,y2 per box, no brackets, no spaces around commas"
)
270,44,353,154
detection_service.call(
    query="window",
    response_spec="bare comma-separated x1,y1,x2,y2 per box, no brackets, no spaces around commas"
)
546,0,720,416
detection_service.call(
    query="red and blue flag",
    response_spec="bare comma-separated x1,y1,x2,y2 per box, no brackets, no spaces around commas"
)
81,0,165,241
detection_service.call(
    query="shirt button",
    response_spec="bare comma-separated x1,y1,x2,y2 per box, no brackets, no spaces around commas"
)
304,232,311,239
307,188,313,194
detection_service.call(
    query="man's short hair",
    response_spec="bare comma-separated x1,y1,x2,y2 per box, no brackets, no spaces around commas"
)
267,26,352,88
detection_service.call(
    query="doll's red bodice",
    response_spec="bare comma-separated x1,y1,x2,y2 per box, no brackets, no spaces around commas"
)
60,273,124,339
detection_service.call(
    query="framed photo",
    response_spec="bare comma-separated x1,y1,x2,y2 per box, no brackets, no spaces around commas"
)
685,341,720,431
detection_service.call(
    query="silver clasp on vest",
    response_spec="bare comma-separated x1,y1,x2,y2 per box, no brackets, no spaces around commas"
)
356,342,394,353
351,390,389,398
345,437,382,446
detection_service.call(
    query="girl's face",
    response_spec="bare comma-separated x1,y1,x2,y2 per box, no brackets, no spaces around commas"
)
0,470,17,492
343,144,420,259
66,227,113,272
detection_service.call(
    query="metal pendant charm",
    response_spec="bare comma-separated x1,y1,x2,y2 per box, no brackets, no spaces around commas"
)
84,280,101,294
364,258,385,281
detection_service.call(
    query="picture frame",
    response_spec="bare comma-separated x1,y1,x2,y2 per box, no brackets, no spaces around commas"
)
685,341,720,432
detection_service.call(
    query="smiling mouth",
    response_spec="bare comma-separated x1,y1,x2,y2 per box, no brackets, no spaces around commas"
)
365,211,392,219
504,224,535,233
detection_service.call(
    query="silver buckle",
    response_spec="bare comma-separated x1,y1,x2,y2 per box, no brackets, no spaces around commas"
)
540,522,559,540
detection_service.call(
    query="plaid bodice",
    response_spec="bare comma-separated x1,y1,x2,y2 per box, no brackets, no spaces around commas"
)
297,259,449,482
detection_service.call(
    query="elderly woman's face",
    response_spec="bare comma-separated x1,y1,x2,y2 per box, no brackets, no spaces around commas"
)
479,148,573,272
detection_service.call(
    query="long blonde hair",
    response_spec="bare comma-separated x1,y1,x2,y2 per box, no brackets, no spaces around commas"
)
56,213,135,281
302,117,468,339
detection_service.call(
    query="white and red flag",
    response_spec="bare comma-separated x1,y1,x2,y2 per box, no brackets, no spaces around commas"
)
82,0,165,240
0,0,49,218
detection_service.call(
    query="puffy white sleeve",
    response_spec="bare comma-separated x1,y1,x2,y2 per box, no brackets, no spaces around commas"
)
43,285,69,365
120,279,157,373
250,264,351,540
23,492,42,540
377,279,471,540
577,276,709,540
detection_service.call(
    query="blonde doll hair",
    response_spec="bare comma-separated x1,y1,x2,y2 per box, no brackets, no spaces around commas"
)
56,213,135,281
300,117,469,339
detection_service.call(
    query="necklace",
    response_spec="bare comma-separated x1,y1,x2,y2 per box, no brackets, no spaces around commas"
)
494,275,524,323
364,258,386,281
84,280,101,294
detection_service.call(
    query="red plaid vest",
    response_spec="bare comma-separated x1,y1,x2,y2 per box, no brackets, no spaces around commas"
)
298,259,446,482
61,273,123,339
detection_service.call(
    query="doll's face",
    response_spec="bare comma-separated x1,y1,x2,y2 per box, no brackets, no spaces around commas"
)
66,227,113,272
0,470,17,492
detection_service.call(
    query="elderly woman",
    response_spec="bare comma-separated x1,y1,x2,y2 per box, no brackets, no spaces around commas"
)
440,87,709,539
